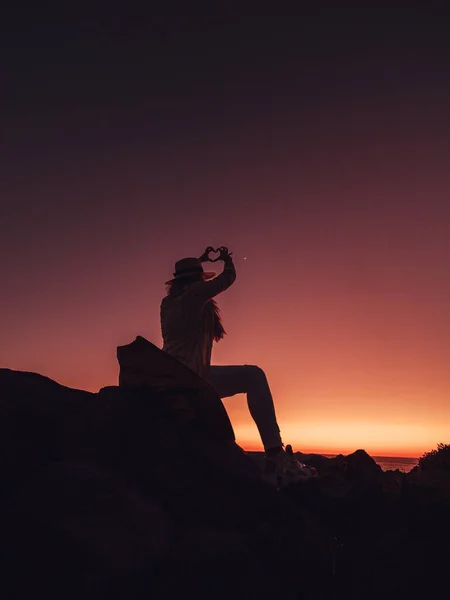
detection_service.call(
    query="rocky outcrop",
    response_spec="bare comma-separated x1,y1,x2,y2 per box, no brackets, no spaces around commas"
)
0,368,93,496
0,365,329,599
117,335,235,441
1,349,449,599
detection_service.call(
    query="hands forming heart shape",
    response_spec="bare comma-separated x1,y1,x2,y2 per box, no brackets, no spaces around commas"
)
199,246,231,263
206,248,221,262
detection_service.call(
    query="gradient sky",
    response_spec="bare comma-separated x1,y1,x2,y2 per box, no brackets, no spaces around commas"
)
2,8,450,457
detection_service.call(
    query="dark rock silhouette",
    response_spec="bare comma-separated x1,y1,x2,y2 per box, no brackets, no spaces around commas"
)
117,335,235,441
1,351,449,599
0,368,93,498
0,364,328,599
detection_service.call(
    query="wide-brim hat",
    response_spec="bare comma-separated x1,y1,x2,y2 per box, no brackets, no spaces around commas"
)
165,257,216,285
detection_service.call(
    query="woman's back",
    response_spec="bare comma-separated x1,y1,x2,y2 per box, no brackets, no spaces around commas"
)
161,257,236,378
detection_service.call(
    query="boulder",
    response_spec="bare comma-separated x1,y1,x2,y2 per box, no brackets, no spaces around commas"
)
342,449,382,482
3,462,170,597
380,469,405,496
0,368,93,499
0,365,331,598
117,335,235,442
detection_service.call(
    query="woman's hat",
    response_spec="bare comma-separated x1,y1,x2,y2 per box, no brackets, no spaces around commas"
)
165,257,216,285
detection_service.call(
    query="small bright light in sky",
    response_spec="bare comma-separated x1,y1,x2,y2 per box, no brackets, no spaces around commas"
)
243,257,247,260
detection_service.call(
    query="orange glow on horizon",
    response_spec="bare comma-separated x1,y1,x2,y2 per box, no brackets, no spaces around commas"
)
227,389,446,459
233,423,432,459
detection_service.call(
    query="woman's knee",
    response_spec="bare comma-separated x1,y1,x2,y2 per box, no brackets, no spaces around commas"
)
244,364,268,386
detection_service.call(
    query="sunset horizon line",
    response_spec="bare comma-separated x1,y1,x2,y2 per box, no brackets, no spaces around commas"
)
242,445,423,459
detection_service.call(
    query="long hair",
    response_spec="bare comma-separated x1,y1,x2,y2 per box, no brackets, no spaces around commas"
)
166,276,226,342
209,298,226,342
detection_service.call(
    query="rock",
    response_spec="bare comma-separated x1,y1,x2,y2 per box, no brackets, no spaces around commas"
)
380,469,405,496
56,384,263,527
3,462,170,598
314,472,353,498
0,366,331,598
9,357,448,598
117,335,235,441
0,368,93,499
343,449,382,482
295,452,334,473
11,462,170,566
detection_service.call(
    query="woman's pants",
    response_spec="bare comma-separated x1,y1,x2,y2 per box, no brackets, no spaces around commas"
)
209,365,282,452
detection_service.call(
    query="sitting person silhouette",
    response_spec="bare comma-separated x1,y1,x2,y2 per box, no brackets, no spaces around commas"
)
160,246,314,486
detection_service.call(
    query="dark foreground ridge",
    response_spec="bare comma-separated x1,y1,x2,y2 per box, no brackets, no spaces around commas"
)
1,363,449,599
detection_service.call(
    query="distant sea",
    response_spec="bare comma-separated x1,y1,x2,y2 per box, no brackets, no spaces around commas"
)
249,451,419,473
323,454,418,473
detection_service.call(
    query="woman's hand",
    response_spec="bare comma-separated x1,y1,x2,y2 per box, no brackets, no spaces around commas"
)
199,246,215,262
218,246,233,261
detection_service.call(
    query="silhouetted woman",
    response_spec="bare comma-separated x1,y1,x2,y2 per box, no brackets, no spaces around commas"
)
161,246,313,485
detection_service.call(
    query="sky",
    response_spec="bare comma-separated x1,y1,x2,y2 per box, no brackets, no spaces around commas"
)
1,7,450,457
